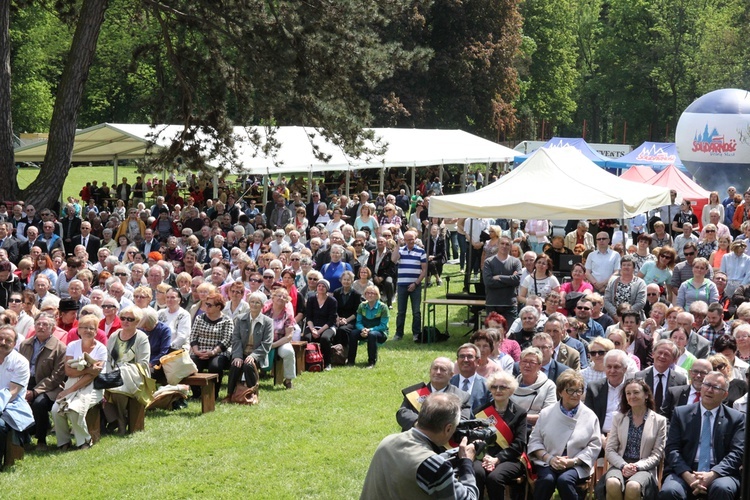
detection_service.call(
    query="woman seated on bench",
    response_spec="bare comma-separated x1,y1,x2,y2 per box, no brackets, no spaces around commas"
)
226,291,273,399
189,292,233,399
103,306,151,435
52,315,107,449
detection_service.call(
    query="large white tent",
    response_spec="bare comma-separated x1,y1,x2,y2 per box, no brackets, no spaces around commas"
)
429,147,672,219
13,123,517,174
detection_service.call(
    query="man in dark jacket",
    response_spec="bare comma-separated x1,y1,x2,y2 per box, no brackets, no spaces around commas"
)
0,260,23,309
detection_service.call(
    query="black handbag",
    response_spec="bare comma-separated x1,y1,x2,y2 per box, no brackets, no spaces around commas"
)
94,369,123,390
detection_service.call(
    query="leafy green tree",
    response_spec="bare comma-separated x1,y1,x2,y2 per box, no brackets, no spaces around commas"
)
516,0,579,136
0,0,426,207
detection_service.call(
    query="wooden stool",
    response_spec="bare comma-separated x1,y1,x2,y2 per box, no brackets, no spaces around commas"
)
3,431,24,469
182,373,219,413
127,398,145,434
85,404,102,444
272,357,284,386
291,341,308,375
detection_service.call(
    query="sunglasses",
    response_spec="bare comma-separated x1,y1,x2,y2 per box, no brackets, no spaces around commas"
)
250,278,263,283
489,385,511,391
115,272,128,277
204,303,218,308
120,316,137,322
7,298,21,303
576,306,591,311
590,350,606,356
596,237,608,241
263,276,274,279
683,252,695,257
102,304,117,309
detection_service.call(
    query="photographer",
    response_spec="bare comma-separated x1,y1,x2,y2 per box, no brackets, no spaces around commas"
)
361,392,479,500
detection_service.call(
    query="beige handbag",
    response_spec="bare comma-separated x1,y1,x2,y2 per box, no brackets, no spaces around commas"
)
156,349,198,385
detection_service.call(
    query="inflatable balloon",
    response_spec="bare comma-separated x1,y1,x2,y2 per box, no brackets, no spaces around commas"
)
675,88,750,192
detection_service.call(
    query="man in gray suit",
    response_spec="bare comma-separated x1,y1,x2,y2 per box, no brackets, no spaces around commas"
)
396,356,472,431
676,311,710,359
450,344,491,413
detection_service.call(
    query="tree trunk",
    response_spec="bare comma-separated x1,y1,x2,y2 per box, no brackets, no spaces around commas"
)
0,0,17,201
21,0,109,208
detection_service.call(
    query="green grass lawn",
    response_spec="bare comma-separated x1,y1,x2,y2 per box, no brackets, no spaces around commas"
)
0,266,479,498
16,165,144,204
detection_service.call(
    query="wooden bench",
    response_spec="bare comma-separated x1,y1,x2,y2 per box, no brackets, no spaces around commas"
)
269,341,308,386
3,431,24,469
182,373,219,413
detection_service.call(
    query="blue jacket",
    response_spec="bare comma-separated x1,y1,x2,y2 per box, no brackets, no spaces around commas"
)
144,322,172,366
450,374,491,413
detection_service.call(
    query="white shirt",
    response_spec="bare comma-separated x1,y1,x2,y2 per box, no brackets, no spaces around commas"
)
0,349,30,400
603,380,624,433
586,248,621,284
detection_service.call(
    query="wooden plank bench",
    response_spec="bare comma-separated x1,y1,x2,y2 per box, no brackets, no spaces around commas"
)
3,431,24,469
182,373,219,413
270,341,307,385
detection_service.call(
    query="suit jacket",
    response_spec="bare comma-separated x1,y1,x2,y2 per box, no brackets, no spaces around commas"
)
686,331,710,359
477,400,528,463
450,373,491,413
664,403,744,479
366,249,396,280
305,201,320,229
0,237,19,264
71,234,101,258
396,383,473,432
19,238,47,258
18,335,67,400
584,378,621,433
231,313,273,368
139,238,159,255
555,342,581,371
636,367,688,416
662,384,693,422
605,410,668,483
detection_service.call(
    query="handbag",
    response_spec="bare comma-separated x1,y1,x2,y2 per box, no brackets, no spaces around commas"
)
94,369,123,390
229,382,259,405
155,349,198,385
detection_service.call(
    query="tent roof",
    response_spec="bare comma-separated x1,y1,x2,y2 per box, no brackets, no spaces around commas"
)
429,147,671,219
605,141,690,174
513,137,609,167
13,123,517,174
646,164,710,201
620,165,658,183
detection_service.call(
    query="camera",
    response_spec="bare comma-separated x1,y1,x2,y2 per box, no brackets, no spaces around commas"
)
443,418,497,462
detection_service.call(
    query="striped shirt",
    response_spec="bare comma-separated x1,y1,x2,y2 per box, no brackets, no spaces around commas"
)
397,244,427,286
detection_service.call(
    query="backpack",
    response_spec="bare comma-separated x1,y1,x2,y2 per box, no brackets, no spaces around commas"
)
416,326,451,344
305,343,324,372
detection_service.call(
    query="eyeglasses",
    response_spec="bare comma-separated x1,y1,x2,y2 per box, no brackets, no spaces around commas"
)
7,298,21,303
690,369,709,377
575,306,590,311
250,278,262,283
204,303,218,308
659,254,670,259
308,277,319,282
596,237,608,241
705,229,716,233
701,382,726,393
683,252,695,257
713,363,727,371
589,350,606,357
120,316,137,322
565,388,584,395
613,341,622,346
457,354,476,360
115,272,128,277
133,294,149,299
263,276,274,280
520,360,540,366
102,304,117,309
78,326,97,332
231,289,244,294
128,251,137,255
490,385,511,391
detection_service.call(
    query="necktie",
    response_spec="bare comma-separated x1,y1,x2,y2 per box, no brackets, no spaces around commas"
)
693,392,701,403
654,374,664,410
462,379,470,392
83,237,87,247
698,410,712,471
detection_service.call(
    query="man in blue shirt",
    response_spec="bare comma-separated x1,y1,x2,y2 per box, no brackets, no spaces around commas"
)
392,230,427,342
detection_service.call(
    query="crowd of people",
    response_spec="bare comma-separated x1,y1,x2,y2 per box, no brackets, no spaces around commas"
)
370,187,750,499
0,168,474,462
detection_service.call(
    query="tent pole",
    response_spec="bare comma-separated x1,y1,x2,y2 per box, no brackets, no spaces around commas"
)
411,166,415,197
462,164,468,193
464,219,473,293
113,155,118,186
307,171,313,202
212,173,218,200
345,170,351,198
262,175,268,206
439,164,444,194
379,166,385,196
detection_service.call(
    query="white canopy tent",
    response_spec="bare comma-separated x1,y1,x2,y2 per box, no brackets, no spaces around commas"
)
14,123,516,172
429,147,672,219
